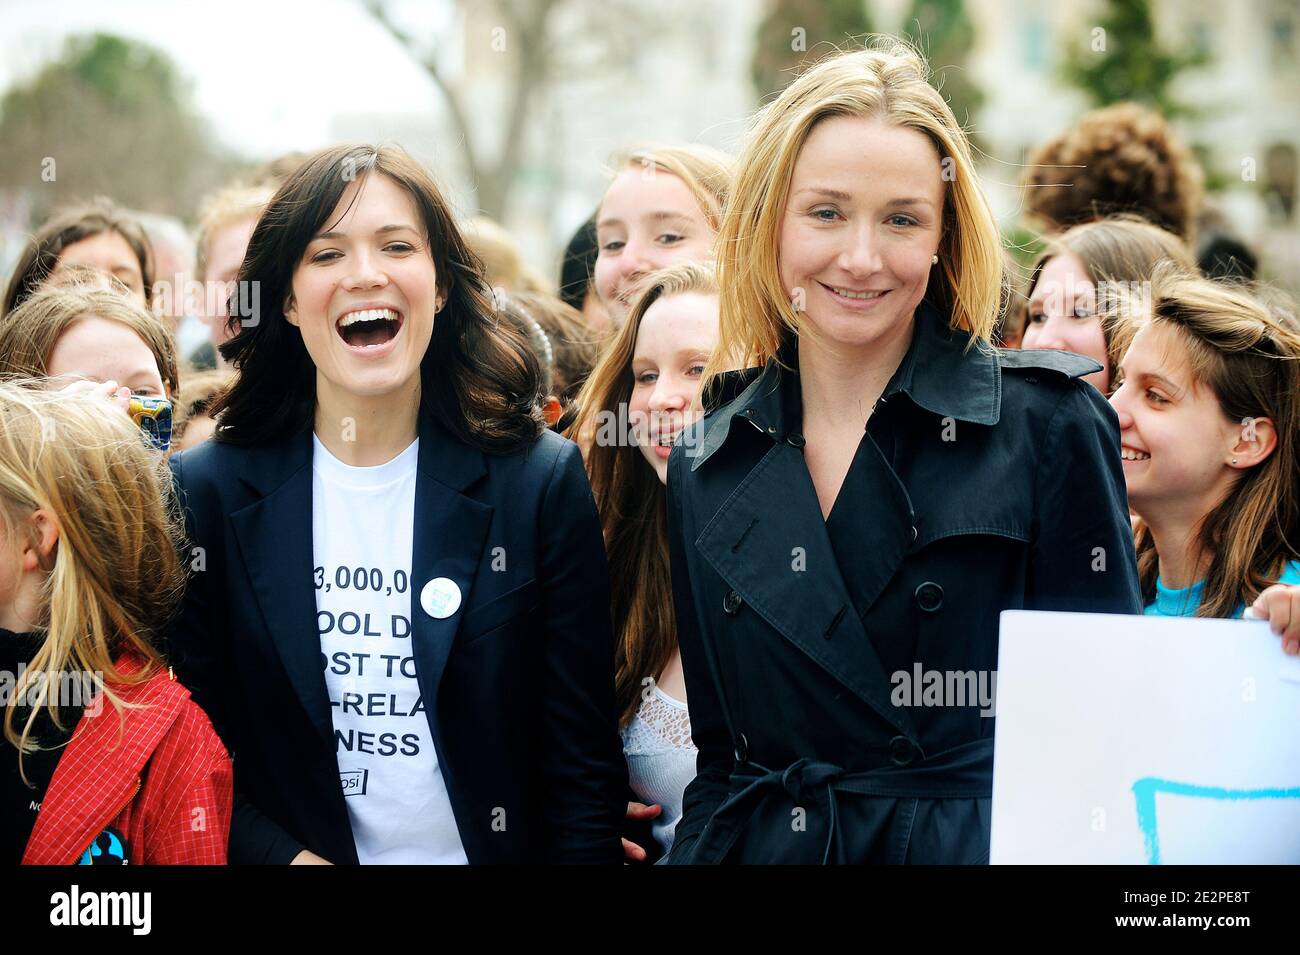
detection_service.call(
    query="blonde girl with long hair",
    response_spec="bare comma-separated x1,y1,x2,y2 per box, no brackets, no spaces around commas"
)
662,39,1141,865
0,381,230,864
1107,269,1300,623
0,281,182,455
592,145,733,327
568,261,723,861
0,282,180,401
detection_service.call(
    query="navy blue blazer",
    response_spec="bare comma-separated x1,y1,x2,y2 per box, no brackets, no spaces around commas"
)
167,408,627,864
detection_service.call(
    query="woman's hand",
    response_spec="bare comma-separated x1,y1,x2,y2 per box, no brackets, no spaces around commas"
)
622,801,663,862
290,849,334,865
1244,584,1300,654
58,378,132,416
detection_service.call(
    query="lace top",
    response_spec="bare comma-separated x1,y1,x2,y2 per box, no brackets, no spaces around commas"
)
621,687,698,854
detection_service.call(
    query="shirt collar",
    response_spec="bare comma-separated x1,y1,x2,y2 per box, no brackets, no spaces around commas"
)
691,301,1000,472
885,300,1001,424
1152,575,1206,616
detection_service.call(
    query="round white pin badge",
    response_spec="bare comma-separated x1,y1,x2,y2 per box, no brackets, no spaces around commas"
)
420,577,463,619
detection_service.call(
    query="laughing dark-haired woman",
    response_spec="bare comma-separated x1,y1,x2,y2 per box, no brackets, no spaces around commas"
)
167,143,627,865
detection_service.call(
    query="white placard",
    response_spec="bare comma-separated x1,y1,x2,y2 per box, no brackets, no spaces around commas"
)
991,610,1300,864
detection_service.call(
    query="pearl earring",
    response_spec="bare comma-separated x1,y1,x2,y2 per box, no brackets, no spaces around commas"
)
1232,457,1238,464
931,254,939,266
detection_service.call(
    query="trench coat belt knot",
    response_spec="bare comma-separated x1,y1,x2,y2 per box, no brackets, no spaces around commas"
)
690,736,994,864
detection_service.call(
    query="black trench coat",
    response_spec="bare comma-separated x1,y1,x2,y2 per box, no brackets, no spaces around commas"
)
663,302,1141,864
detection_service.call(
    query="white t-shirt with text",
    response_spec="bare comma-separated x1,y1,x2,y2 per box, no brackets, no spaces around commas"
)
312,434,467,864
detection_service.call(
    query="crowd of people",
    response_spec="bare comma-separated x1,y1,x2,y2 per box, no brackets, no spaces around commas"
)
3,37,1299,866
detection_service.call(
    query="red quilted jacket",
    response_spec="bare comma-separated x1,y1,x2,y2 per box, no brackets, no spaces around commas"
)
21,653,232,865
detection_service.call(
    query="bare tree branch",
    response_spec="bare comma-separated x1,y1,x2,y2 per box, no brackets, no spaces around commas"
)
366,0,484,208
481,0,561,216
366,0,642,219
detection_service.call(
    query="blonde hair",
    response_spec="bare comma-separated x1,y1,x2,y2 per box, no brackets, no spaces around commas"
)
193,184,273,283
605,144,735,236
463,216,553,294
568,261,719,725
0,380,186,773
0,284,181,398
703,37,1003,390
1112,269,1300,617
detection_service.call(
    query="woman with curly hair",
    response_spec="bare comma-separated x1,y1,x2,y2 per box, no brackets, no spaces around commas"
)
1021,102,1204,243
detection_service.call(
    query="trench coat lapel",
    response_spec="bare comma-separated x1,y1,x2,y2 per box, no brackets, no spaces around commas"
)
692,357,916,738
688,305,1007,737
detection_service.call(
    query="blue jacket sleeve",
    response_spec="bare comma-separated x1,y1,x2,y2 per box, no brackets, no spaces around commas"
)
168,450,306,865
535,440,628,864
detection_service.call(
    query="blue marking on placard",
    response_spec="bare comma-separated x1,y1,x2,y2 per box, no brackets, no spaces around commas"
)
1131,778,1300,864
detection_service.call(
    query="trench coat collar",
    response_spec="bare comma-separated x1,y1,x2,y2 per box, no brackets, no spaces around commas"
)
690,301,1001,473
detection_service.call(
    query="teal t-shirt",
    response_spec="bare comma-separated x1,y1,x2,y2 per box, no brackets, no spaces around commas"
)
1144,559,1300,618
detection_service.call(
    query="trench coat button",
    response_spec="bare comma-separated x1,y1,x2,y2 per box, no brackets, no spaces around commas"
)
723,590,743,615
734,733,749,763
889,736,918,767
914,581,944,613
786,431,806,448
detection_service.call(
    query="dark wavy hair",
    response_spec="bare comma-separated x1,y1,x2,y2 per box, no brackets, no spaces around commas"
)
211,143,545,451
557,215,598,312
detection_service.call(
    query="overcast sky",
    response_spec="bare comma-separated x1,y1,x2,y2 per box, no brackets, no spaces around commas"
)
0,0,450,158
